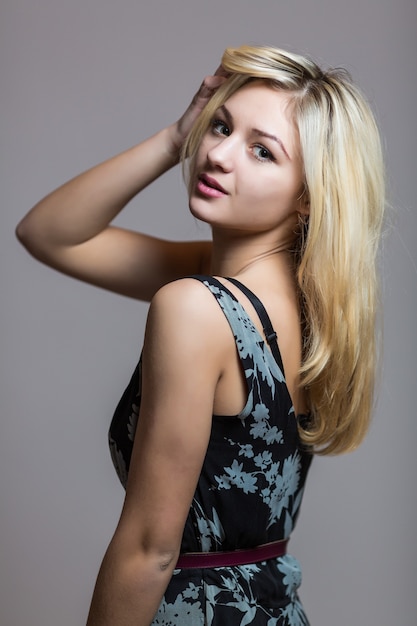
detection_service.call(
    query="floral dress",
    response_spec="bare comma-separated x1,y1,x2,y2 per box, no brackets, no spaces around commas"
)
109,276,312,625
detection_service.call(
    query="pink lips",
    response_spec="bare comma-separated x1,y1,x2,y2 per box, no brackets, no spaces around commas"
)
196,174,228,198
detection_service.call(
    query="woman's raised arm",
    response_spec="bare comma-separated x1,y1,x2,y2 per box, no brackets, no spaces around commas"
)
16,70,227,300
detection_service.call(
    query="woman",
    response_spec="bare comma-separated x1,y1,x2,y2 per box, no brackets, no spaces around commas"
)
16,45,385,625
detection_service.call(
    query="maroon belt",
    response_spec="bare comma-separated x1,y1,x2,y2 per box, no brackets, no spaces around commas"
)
176,538,288,569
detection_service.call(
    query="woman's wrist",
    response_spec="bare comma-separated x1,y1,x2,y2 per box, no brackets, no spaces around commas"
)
163,123,186,163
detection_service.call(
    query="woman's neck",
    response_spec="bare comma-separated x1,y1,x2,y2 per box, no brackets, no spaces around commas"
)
209,228,297,285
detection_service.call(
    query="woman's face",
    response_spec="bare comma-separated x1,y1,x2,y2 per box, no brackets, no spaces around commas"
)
189,81,307,241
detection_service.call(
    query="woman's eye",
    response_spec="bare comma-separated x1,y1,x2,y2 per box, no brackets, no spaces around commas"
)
253,145,274,162
211,120,230,136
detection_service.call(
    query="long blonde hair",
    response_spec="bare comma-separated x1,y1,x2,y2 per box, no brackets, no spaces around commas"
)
182,45,385,455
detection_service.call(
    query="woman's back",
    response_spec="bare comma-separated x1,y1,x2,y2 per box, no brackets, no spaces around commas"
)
109,276,312,624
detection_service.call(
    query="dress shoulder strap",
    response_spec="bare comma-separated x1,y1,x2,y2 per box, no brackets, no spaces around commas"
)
189,275,285,376
225,277,285,375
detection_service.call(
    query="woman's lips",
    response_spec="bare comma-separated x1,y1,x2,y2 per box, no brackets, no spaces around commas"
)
196,174,228,198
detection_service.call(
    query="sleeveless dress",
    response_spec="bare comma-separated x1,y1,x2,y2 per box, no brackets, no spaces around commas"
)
108,276,312,626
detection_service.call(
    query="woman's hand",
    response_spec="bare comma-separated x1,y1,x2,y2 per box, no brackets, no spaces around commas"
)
168,65,229,156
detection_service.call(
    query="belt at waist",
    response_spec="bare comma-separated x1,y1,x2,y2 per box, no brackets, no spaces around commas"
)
176,538,288,569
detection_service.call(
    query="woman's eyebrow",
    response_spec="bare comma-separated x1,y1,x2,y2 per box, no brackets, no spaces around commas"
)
252,128,291,160
218,105,233,127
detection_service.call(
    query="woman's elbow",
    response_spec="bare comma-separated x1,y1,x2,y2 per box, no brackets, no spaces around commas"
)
15,213,56,263
134,536,181,572
16,215,40,255
111,521,181,568
107,536,181,583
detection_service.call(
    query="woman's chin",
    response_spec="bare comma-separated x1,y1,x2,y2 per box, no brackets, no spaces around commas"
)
188,198,211,225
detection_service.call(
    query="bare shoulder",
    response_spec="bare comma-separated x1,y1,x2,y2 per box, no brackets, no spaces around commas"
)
145,277,229,358
140,278,231,417
148,277,221,329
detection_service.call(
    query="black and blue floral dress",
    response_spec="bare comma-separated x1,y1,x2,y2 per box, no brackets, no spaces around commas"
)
109,276,312,625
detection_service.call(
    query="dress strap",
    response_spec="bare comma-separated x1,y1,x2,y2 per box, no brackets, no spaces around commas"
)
225,277,285,375
188,274,286,378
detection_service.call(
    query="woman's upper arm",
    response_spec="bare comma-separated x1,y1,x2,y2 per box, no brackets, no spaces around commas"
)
115,279,222,550
19,224,211,301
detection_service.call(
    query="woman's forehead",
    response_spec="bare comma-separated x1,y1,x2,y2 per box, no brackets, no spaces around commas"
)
222,81,294,119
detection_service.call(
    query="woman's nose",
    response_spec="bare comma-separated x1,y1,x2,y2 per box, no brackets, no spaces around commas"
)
206,137,235,172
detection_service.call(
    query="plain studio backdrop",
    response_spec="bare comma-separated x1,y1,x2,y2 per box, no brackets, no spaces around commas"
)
1,0,416,624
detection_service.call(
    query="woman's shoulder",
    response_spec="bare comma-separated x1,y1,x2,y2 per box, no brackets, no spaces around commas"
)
143,277,232,381
147,276,228,342
151,275,215,308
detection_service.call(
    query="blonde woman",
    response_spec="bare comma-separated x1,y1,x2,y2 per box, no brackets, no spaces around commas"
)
16,45,385,626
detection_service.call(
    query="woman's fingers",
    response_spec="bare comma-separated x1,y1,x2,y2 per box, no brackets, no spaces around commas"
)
172,69,230,151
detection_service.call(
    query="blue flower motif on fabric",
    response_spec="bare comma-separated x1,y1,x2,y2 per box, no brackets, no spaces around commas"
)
215,459,258,494
152,582,204,625
192,500,225,551
215,450,302,529
279,599,309,626
277,555,303,599
202,562,307,626
253,450,273,469
205,565,263,626
262,453,301,528
250,403,284,444
166,560,307,626
238,443,255,458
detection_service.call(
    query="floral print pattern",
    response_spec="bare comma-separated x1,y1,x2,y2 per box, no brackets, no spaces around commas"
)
153,557,309,626
108,276,312,625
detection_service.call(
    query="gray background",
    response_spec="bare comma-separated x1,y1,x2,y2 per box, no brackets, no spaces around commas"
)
2,0,416,624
